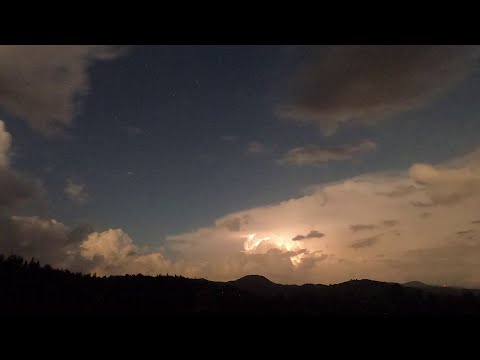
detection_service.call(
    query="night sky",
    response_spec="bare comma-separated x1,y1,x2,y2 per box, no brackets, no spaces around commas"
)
2,45,480,286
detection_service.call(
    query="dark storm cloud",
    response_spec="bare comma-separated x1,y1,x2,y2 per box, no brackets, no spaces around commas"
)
280,140,376,166
0,45,126,136
68,224,95,243
0,169,40,208
420,212,431,219
350,235,381,249
292,230,325,241
280,45,479,135
0,119,86,266
350,224,378,232
0,216,92,266
411,201,436,208
472,220,480,224
457,230,474,235
377,185,418,198
382,220,398,228
0,121,41,208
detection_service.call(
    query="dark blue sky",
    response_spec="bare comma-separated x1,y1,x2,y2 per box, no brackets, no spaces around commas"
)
4,45,480,247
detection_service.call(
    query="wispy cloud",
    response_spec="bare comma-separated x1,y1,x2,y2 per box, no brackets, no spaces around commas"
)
280,140,376,166
125,125,143,136
350,234,382,249
292,230,324,241
220,135,238,142
247,141,267,154
65,180,89,204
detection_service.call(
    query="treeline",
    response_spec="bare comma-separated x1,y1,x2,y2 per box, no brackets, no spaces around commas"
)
1,254,480,316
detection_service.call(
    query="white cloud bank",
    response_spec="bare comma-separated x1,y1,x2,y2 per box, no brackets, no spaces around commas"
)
163,147,480,287
4,146,480,286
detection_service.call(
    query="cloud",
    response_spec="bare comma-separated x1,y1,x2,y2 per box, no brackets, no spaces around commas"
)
376,185,418,198
80,229,138,265
0,215,87,266
279,45,479,135
292,230,324,241
5,109,480,286
0,120,11,168
5,147,480,287
79,229,172,276
161,146,480,286
350,220,398,231
125,126,143,136
0,216,172,277
386,236,480,287
411,201,435,208
216,214,252,232
64,180,89,204
0,122,76,266
350,224,378,232
247,141,266,154
409,163,480,205
382,220,398,227
420,212,431,219
220,135,238,142
0,119,171,276
0,170,40,208
0,45,125,136
0,120,41,208
350,234,382,249
280,140,376,166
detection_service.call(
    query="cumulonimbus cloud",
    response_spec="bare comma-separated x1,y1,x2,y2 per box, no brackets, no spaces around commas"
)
161,146,480,286
4,118,480,287
0,45,125,136
279,45,479,135
280,140,377,166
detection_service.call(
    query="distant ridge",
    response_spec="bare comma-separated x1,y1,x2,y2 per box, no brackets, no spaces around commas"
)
403,281,431,288
234,274,275,285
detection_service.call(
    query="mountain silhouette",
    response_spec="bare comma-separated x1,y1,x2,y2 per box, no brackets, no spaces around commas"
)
403,281,431,288
1,254,480,316
229,275,283,296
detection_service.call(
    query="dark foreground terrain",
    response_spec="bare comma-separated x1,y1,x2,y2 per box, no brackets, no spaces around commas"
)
1,254,480,317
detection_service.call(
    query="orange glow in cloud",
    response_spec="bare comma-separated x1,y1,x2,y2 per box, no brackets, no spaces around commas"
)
244,232,305,266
